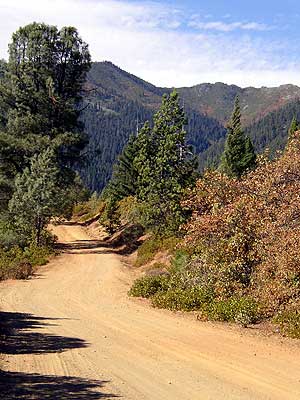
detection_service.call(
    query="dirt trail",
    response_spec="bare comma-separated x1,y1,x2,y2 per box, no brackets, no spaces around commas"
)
1,224,300,399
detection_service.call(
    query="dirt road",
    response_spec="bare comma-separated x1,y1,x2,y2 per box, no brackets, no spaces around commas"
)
1,224,300,399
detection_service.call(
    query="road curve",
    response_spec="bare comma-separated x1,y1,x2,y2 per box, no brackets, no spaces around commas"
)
0,223,300,399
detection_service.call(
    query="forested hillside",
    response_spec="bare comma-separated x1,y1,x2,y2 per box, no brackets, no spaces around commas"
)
80,62,226,191
80,62,300,192
198,98,300,169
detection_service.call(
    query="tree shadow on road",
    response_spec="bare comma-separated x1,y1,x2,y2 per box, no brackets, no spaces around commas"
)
57,239,139,256
0,311,88,355
0,370,119,399
57,240,114,255
0,311,120,399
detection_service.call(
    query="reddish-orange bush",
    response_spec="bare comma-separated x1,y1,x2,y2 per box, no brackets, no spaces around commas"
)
182,132,300,313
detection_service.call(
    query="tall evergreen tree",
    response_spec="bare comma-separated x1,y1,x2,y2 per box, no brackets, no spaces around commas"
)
134,90,197,233
220,97,256,178
0,23,91,207
100,123,152,232
105,134,140,202
288,116,299,141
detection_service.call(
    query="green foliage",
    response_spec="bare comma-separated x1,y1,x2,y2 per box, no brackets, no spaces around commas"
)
288,116,299,141
134,90,198,233
63,173,91,219
220,97,256,178
0,23,91,253
0,247,33,280
0,22,91,209
152,287,213,311
129,275,170,298
98,196,121,234
201,100,300,172
0,213,28,249
9,149,65,244
129,237,261,327
81,62,300,193
116,196,141,226
73,192,105,222
207,297,260,325
79,62,225,193
0,243,54,281
23,244,53,267
274,311,300,339
101,91,198,234
106,134,140,202
135,235,179,267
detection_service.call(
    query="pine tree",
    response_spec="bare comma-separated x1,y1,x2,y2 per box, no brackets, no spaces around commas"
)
288,116,299,141
220,97,256,178
9,149,63,245
106,134,141,202
0,23,91,208
134,90,197,233
100,124,152,232
243,136,256,168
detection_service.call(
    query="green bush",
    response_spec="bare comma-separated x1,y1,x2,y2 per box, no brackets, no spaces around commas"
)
24,244,53,267
0,244,54,281
151,287,214,311
128,275,170,298
0,247,31,280
274,311,300,339
129,244,261,327
170,250,190,271
207,297,260,325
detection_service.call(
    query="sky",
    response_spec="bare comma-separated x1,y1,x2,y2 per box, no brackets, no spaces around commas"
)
0,0,300,88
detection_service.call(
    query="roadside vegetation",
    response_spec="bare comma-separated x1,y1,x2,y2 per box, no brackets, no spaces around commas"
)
0,23,91,279
73,192,104,223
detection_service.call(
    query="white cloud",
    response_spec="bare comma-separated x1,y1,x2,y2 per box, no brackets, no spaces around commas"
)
188,20,270,32
0,0,298,88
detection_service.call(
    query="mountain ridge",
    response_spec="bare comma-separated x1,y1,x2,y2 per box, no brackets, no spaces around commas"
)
87,61,300,126
81,62,300,191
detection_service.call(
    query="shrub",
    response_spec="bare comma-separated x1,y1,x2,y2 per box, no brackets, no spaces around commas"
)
182,134,300,315
0,243,54,281
24,244,53,267
117,196,141,226
273,311,300,339
170,250,190,272
152,287,214,311
207,297,260,325
128,275,169,298
0,247,31,280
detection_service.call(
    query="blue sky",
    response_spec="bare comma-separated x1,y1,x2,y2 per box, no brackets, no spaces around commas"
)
0,0,300,87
